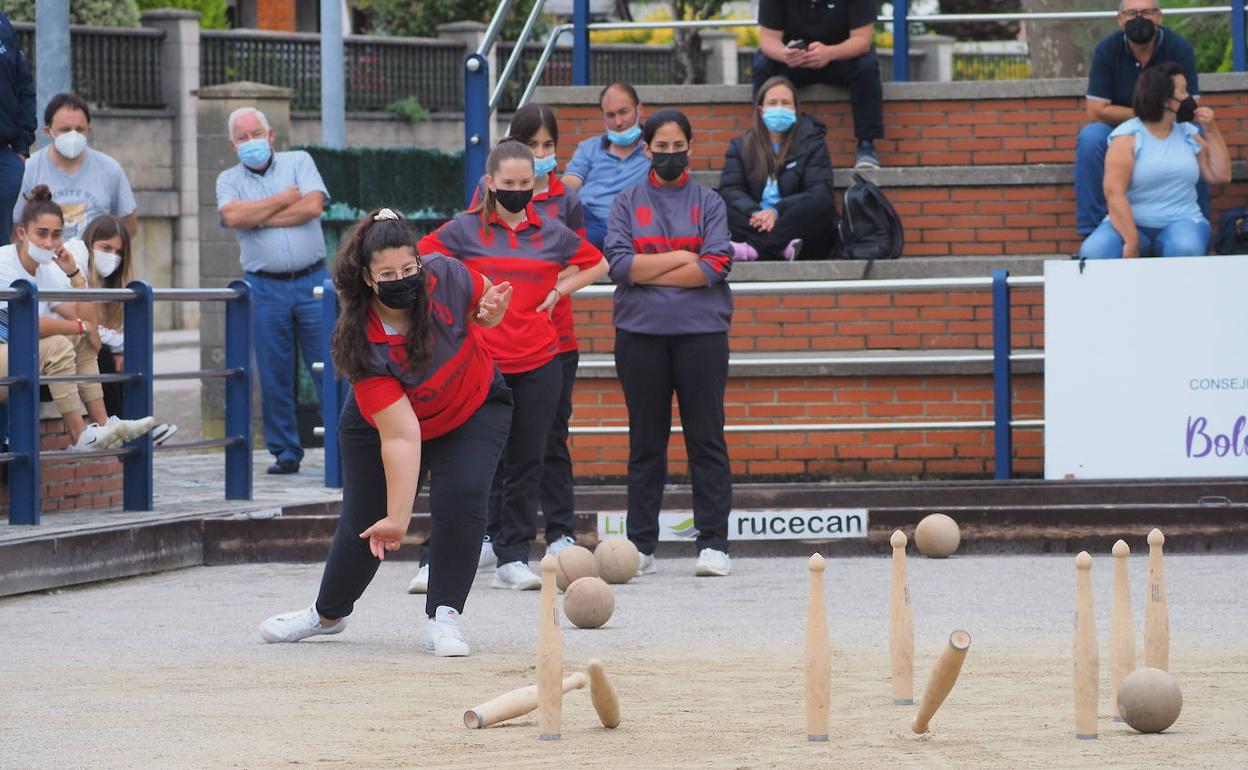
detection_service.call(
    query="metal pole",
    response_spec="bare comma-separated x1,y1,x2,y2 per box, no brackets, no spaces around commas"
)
8,280,41,524
34,0,71,150
320,279,343,489
991,269,1013,481
122,281,154,511
1234,0,1246,71
893,0,910,83
225,280,253,500
464,53,490,208
320,0,347,147
573,0,591,86
490,0,553,113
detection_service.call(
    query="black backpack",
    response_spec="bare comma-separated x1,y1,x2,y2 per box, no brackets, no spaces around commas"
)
1216,206,1248,255
837,173,904,270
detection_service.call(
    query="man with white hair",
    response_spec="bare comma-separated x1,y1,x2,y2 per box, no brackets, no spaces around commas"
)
216,106,329,475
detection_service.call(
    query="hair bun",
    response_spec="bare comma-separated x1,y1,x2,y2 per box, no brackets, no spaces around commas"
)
27,184,54,203
373,208,401,222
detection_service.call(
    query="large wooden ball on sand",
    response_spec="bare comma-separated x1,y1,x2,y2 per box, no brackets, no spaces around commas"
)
594,538,640,584
914,513,961,558
564,577,615,628
1118,668,1183,733
555,545,598,591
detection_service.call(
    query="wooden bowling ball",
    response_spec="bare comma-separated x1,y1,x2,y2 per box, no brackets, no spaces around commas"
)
914,513,961,558
1118,667,1182,733
555,545,598,591
594,538,640,584
563,577,615,629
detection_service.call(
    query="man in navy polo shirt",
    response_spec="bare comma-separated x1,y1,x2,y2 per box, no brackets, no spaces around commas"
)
562,82,651,249
0,10,35,246
1077,0,1202,235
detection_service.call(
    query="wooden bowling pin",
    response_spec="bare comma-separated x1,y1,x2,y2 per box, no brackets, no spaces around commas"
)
464,673,588,729
889,531,914,706
1073,551,1098,740
537,554,562,740
1144,528,1169,671
805,553,830,741
1109,539,1136,721
586,658,621,729
911,630,971,734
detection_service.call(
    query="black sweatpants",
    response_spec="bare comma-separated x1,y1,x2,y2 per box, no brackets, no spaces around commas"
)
315,379,511,620
727,187,839,261
489,357,563,566
751,48,885,142
539,349,579,542
614,329,732,556
97,343,122,417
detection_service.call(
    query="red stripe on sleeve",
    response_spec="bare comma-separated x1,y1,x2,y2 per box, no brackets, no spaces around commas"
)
702,252,730,276
567,236,603,271
418,227,451,257
353,376,408,425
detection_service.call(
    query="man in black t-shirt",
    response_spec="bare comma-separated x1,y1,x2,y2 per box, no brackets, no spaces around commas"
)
754,0,883,169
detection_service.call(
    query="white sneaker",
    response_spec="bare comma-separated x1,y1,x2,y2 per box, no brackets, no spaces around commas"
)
70,421,124,451
491,560,542,590
636,553,657,576
259,603,346,643
106,414,158,442
695,548,732,577
478,537,497,571
422,605,470,657
407,563,429,594
545,534,576,557
151,423,179,446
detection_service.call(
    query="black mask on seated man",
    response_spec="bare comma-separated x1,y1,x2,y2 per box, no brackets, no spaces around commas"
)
1124,16,1157,45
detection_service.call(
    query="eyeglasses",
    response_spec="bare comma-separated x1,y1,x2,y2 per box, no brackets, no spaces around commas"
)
1120,8,1160,19
371,262,422,282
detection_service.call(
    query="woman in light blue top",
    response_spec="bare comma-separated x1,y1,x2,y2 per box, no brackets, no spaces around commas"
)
1079,61,1230,259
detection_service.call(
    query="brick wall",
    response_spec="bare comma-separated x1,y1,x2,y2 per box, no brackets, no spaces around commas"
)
0,417,124,518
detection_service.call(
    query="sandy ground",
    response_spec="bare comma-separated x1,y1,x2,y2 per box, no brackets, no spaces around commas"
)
2,553,1246,769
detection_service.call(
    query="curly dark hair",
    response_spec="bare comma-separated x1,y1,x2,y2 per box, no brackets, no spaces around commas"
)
330,209,433,384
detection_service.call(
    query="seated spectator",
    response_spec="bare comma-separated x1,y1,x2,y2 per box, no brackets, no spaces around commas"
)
1,186,159,450
62,214,177,443
719,76,837,261
13,92,137,241
1,9,36,246
1077,1,1204,235
1078,63,1230,259
753,0,883,169
562,82,651,248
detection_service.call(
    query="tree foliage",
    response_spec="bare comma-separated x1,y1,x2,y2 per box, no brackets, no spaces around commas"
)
937,0,1021,41
6,0,140,27
135,0,230,29
354,0,547,39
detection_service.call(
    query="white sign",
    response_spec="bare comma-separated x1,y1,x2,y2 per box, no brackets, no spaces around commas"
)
1044,256,1248,479
597,509,869,542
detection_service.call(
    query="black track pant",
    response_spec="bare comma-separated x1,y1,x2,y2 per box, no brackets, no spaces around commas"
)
727,187,839,261
315,379,511,620
614,329,732,556
539,349,579,542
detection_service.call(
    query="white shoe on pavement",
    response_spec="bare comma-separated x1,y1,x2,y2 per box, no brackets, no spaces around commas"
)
70,421,124,452
422,605,470,657
479,537,497,571
636,553,657,576
106,414,158,442
545,534,576,557
695,548,732,577
259,603,346,643
491,560,542,590
407,563,429,594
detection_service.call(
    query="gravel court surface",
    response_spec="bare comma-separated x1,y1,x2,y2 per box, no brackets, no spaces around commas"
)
1,553,1245,768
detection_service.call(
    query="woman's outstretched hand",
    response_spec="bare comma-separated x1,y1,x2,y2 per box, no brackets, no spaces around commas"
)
359,516,408,560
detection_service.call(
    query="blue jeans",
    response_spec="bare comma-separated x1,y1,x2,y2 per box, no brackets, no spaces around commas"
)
1075,122,1211,235
585,211,607,250
1078,218,1211,259
0,148,23,246
246,266,327,463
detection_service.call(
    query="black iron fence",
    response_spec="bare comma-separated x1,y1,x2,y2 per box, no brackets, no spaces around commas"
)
14,23,165,110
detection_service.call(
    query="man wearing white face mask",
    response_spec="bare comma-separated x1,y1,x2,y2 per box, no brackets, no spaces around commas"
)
12,93,138,242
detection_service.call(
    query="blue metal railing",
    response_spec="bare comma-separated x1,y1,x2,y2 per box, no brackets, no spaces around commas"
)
3,280,253,525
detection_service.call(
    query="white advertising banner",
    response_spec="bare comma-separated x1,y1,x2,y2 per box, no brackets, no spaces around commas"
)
597,509,869,542
1044,256,1248,479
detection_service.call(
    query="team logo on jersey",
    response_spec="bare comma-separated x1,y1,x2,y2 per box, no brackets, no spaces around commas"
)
546,203,560,219
636,206,653,227
690,204,701,224
530,230,544,250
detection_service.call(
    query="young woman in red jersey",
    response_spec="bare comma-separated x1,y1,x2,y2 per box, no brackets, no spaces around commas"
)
419,141,607,590
259,208,513,656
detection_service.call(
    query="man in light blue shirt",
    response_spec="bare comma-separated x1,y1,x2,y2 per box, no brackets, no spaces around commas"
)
216,106,328,475
562,82,651,248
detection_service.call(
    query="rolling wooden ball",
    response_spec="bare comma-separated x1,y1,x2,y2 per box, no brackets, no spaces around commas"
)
555,545,598,591
594,538,640,584
563,577,615,629
914,513,961,558
1118,667,1183,733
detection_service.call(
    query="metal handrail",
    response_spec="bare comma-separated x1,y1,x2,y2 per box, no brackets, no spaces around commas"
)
575,352,1044,369
489,0,550,114
570,418,1046,436
574,275,1043,297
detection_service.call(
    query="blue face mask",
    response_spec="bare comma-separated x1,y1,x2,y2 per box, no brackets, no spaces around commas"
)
606,122,642,146
762,107,797,133
533,154,558,176
237,138,272,169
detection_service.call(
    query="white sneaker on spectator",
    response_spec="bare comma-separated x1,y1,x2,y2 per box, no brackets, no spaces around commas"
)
106,414,158,442
545,534,576,557
479,537,497,571
491,560,542,590
151,423,179,446
636,553,657,577
407,563,429,594
259,603,345,643
695,548,732,577
70,421,124,452
422,605,470,657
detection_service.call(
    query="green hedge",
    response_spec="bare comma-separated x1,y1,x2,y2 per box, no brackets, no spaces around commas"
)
297,145,464,219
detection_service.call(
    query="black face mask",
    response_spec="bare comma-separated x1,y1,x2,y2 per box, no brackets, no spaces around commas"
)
494,188,533,214
1124,16,1156,45
374,272,426,310
1174,96,1198,123
651,150,689,181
